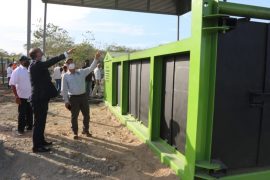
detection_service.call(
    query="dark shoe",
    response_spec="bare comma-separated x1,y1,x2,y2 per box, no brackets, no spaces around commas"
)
82,131,92,137
16,130,24,136
32,147,51,153
26,127,32,131
73,135,79,140
42,141,53,146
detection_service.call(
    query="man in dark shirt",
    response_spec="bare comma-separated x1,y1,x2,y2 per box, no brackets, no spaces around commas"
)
29,47,74,153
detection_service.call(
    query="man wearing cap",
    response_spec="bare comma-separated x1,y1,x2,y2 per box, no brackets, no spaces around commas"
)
9,55,33,135
29,47,74,153
61,51,100,140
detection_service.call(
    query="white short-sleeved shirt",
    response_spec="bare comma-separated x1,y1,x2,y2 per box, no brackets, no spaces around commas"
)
9,65,32,99
94,67,101,80
6,67,13,78
53,66,62,79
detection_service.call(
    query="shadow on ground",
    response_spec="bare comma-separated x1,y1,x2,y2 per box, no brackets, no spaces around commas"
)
0,132,177,180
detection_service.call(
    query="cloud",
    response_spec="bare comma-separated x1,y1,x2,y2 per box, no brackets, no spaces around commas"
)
0,1,28,28
0,1,93,53
0,1,183,54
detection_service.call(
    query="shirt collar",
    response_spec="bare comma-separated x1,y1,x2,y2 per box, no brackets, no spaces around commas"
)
19,65,27,69
67,70,78,75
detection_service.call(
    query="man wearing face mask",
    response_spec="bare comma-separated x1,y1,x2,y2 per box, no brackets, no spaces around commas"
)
29,47,74,153
9,55,33,135
61,51,101,140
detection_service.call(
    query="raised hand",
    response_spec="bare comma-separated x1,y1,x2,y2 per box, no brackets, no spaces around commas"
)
95,51,101,60
67,48,76,55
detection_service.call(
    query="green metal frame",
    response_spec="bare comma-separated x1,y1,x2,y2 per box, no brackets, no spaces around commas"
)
104,1,270,179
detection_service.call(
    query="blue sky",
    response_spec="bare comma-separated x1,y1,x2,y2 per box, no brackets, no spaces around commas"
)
0,0,269,54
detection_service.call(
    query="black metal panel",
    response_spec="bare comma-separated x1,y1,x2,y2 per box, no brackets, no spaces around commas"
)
136,62,141,119
129,61,140,118
43,0,191,15
149,0,190,15
118,0,147,11
83,0,115,8
117,63,121,107
139,60,150,127
212,21,268,170
129,62,137,117
172,55,189,154
160,57,174,145
258,24,270,166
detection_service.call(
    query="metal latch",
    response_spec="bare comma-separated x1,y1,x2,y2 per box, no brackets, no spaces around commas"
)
249,91,270,107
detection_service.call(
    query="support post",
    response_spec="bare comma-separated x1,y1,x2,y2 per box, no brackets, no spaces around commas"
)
148,56,163,141
177,15,180,41
27,0,31,55
1,57,4,85
43,2,47,54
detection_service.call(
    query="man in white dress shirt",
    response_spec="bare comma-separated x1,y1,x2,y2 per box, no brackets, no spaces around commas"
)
9,55,33,135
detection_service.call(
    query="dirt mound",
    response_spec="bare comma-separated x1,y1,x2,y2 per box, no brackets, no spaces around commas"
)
0,85,178,180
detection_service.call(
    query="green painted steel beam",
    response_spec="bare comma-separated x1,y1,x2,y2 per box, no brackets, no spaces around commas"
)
196,160,223,171
195,172,216,180
111,39,191,63
218,1,270,20
148,57,163,141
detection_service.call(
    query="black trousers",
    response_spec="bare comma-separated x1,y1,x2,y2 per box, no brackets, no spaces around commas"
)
18,98,33,132
7,77,11,88
69,94,90,135
31,99,49,148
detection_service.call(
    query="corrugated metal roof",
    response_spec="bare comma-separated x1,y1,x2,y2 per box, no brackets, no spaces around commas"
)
42,0,191,15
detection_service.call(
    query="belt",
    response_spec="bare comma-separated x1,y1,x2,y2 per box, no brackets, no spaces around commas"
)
70,93,86,97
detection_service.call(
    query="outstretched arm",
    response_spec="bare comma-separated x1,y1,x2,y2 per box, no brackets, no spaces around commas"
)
81,51,101,77
38,48,75,68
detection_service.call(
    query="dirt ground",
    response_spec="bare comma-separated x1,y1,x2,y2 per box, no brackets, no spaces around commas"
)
0,85,178,180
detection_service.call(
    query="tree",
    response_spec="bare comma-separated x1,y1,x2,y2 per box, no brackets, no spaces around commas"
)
0,49,22,63
70,31,97,66
105,43,141,53
71,42,96,66
31,21,74,57
0,49,9,57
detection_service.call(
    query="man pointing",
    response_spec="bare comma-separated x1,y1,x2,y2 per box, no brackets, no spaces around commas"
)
29,47,74,153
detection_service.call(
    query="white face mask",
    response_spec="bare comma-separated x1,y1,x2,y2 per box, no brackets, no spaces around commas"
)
41,55,47,62
68,63,75,69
